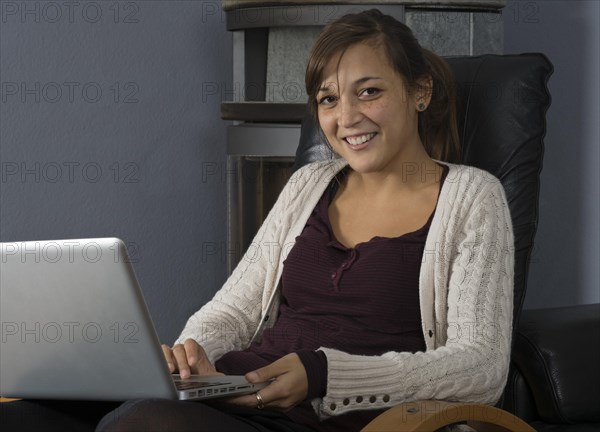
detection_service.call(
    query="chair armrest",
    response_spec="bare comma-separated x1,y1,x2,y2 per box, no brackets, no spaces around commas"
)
361,400,535,432
513,304,600,424
0,397,21,402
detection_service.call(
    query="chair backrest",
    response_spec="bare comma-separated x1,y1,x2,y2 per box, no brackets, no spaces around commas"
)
294,53,554,331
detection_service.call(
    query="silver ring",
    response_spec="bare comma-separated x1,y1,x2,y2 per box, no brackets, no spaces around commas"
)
255,391,265,410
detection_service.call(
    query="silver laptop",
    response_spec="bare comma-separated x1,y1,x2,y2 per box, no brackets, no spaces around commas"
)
0,238,267,401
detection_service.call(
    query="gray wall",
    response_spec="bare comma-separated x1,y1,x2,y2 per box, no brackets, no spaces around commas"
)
0,1,232,343
503,0,599,309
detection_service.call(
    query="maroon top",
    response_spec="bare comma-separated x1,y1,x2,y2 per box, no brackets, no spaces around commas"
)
216,166,448,431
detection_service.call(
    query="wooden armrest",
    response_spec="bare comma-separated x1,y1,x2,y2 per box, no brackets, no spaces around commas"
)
361,400,535,432
0,397,21,403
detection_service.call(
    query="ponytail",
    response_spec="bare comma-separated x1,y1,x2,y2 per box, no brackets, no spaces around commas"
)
419,49,461,163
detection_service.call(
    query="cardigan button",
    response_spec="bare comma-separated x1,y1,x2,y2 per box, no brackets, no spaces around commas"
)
329,403,336,411
343,398,350,406
356,396,363,403
383,395,390,403
428,330,433,337
369,396,377,403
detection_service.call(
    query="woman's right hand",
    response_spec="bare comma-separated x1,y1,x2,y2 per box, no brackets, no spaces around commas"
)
161,339,222,379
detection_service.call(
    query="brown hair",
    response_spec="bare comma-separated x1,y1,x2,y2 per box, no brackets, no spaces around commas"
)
305,9,460,163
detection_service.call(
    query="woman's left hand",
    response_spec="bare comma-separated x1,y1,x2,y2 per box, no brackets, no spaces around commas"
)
226,353,308,411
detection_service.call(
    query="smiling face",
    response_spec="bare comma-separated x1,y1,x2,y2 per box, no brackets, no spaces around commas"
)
317,42,429,175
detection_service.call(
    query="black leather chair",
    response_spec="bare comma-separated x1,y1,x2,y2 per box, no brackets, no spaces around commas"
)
294,53,567,431
503,303,600,431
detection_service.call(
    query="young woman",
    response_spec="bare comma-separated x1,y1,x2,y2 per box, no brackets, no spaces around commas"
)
3,9,514,432
108,9,513,432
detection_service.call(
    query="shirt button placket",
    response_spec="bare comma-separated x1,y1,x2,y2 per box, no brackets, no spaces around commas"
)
332,248,358,291
331,269,341,290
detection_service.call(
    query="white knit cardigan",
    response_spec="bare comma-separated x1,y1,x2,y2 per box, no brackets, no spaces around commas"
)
176,158,514,420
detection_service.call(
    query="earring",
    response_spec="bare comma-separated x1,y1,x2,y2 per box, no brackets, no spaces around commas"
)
417,102,427,112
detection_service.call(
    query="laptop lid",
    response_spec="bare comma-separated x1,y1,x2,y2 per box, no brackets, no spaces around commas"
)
0,238,179,400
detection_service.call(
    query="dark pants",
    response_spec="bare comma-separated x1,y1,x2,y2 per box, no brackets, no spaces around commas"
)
1,399,315,432
0,400,120,432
